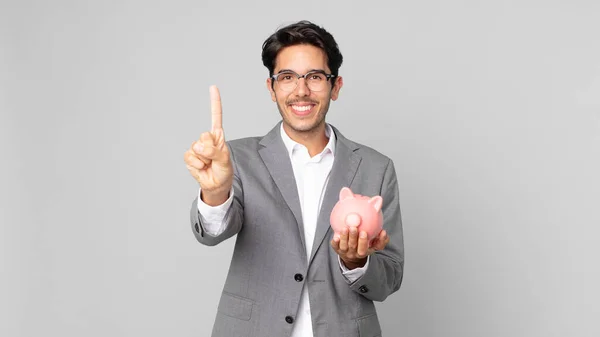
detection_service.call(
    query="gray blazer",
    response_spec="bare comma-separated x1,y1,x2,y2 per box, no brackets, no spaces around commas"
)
190,121,404,337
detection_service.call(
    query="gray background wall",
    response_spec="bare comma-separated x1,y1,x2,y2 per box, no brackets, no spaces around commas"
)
1,0,599,336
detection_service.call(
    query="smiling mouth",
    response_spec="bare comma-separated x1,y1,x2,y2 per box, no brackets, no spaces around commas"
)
289,103,316,115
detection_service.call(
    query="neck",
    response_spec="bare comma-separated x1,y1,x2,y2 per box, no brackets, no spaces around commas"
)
283,122,329,157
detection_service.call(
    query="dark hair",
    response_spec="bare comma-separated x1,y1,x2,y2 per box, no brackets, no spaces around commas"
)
261,20,343,78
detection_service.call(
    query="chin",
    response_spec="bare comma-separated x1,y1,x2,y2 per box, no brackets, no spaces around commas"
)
284,116,324,133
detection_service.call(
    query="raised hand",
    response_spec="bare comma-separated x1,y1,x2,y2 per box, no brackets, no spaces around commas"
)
184,85,233,206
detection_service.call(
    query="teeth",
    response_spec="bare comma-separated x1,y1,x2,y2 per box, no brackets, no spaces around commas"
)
292,105,312,112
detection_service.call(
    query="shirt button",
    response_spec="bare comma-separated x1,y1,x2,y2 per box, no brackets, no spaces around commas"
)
285,316,294,324
294,273,303,282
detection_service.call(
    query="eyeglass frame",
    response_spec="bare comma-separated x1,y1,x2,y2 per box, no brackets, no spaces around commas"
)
270,69,338,92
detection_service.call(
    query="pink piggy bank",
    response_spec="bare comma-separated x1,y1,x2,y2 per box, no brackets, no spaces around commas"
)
330,187,383,244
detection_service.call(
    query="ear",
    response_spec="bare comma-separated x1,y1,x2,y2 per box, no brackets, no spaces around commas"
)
266,78,276,102
368,196,383,212
330,76,343,101
339,187,354,200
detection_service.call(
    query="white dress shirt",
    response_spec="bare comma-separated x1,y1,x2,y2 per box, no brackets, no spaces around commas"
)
196,123,370,336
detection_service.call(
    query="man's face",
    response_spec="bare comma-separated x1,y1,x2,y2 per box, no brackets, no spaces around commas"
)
267,44,343,134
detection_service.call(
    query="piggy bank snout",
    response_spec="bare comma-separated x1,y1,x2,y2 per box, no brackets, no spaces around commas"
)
345,213,361,227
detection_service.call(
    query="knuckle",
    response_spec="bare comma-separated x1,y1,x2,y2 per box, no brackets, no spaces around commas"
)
185,153,197,165
200,132,214,143
203,147,216,157
197,154,210,163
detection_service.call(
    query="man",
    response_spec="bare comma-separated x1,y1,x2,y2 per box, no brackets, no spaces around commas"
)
184,21,404,337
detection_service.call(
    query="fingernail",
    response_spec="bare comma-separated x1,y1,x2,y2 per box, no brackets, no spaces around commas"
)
194,143,203,152
360,232,367,239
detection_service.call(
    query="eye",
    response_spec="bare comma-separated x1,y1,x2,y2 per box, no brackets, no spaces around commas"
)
277,74,294,82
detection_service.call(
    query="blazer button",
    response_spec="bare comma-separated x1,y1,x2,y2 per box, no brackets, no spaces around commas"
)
359,285,369,293
285,316,294,324
294,273,303,282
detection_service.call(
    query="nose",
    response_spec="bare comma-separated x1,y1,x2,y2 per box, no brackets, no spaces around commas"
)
294,77,310,97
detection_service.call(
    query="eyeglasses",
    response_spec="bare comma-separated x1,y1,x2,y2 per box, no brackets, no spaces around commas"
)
271,70,337,92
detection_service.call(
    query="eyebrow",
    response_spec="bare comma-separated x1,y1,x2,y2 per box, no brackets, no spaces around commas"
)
276,68,327,74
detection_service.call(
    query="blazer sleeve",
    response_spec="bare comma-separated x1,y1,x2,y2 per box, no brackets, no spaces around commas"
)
347,158,405,301
190,143,245,246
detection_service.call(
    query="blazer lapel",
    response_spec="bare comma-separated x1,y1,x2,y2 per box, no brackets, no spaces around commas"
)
309,126,361,266
257,122,362,266
258,122,307,254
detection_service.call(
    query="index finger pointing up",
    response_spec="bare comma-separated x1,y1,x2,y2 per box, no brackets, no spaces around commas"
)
210,85,222,132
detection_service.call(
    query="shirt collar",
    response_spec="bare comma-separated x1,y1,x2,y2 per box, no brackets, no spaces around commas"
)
280,122,336,159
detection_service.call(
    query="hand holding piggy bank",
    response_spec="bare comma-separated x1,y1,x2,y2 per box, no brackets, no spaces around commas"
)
330,187,383,245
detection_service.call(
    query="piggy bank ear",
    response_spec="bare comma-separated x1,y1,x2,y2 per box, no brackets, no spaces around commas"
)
368,196,383,212
339,187,354,200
